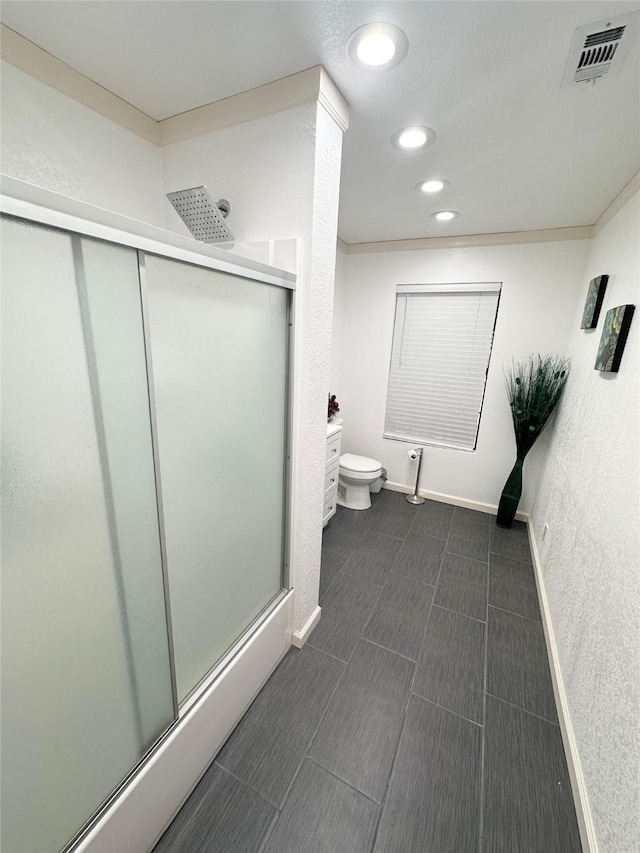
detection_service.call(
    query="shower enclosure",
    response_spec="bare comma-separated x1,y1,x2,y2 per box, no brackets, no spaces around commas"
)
0,187,294,853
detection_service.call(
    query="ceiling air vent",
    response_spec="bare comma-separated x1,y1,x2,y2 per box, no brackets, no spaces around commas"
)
562,12,639,86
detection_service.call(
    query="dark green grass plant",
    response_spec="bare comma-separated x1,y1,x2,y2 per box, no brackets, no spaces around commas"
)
497,354,570,527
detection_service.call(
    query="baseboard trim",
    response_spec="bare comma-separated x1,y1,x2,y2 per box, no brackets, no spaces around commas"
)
382,481,529,522
291,605,321,648
527,524,598,853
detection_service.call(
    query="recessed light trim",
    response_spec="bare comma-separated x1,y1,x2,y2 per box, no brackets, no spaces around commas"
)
416,179,450,194
432,210,460,221
347,23,409,70
391,126,436,150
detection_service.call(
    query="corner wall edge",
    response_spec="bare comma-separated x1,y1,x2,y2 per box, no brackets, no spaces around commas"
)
593,172,640,234
318,68,349,132
291,604,321,648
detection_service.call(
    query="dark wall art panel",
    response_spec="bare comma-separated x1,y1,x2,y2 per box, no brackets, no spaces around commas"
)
580,274,608,329
594,304,635,372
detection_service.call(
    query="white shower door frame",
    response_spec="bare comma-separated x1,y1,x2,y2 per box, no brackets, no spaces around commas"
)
1,177,297,853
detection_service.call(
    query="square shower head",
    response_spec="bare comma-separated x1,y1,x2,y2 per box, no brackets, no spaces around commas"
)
166,186,234,243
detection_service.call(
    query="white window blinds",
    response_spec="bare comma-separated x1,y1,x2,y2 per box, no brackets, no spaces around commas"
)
384,283,501,451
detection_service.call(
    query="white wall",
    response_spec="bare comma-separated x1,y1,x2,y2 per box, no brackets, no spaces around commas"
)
329,245,346,397
0,61,165,225
161,105,316,242
531,192,640,853
336,240,590,512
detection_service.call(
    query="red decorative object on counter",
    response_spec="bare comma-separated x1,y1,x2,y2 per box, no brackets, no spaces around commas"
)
328,394,340,422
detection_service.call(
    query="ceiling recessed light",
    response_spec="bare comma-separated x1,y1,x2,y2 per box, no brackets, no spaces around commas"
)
391,126,436,150
432,210,460,221
347,23,408,70
416,179,449,194
358,33,396,66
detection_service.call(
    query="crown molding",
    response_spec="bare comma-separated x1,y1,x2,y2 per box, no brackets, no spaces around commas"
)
593,172,640,235
0,25,160,143
317,68,349,132
0,27,350,146
159,67,338,145
341,225,595,254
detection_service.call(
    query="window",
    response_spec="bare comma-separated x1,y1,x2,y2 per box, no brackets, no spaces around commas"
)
384,283,501,451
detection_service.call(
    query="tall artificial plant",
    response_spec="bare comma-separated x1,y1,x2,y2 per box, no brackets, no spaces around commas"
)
497,354,570,528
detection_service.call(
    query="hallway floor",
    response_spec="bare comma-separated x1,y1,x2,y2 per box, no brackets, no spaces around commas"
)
154,489,582,853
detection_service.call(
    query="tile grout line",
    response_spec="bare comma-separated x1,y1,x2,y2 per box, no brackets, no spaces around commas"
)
212,758,281,810
440,515,457,562
486,691,560,727
431,540,448,596
305,642,351,666
356,575,390,644
401,547,446,704
489,548,534,566
478,559,490,853
390,566,441,588
305,755,384,808
255,805,282,853
488,602,542,623
340,567,386,588
407,598,437,702
432,601,487,625
368,663,417,853
361,636,418,664
408,691,484,728
365,558,438,662
319,560,350,602
322,541,355,560
257,646,353,850
212,761,275,804
368,521,441,852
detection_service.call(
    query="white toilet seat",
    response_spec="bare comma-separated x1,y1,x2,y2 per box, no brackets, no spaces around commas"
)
337,453,383,510
339,453,382,477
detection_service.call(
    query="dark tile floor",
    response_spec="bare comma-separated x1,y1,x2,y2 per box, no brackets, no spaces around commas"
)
154,489,582,853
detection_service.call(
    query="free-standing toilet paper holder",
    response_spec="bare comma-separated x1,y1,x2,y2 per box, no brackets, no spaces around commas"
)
406,447,426,505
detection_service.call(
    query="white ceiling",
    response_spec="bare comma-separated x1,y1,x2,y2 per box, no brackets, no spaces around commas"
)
2,1,639,244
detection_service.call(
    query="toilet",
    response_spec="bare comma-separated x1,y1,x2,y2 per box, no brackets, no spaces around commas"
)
337,453,383,510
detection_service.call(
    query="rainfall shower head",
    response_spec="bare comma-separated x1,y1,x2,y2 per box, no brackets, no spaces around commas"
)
166,185,234,243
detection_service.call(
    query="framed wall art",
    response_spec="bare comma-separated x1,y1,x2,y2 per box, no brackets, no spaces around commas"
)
580,274,608,329
594,304,635,372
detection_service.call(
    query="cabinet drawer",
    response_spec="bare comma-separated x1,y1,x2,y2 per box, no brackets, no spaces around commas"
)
322,482,338,525
324,458,340,492
326,433,341,464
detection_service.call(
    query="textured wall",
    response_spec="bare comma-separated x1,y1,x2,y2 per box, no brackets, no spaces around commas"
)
161,105,316,244
336,240,589,511
162,103,344,633
290,105,343,631
0,61,165,225
329,246,346,397
531,192,640,853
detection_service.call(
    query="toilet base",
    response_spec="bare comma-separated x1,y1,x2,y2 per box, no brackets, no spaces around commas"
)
337,481,372,511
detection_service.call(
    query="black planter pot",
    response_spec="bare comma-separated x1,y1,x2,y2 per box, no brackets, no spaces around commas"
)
496,456,525,528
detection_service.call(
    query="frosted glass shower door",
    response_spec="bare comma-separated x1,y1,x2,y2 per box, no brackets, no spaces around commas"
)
1,217,175,853
144,254,289,702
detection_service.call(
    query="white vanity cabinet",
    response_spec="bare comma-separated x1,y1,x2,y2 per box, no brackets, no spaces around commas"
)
323,422,342,527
